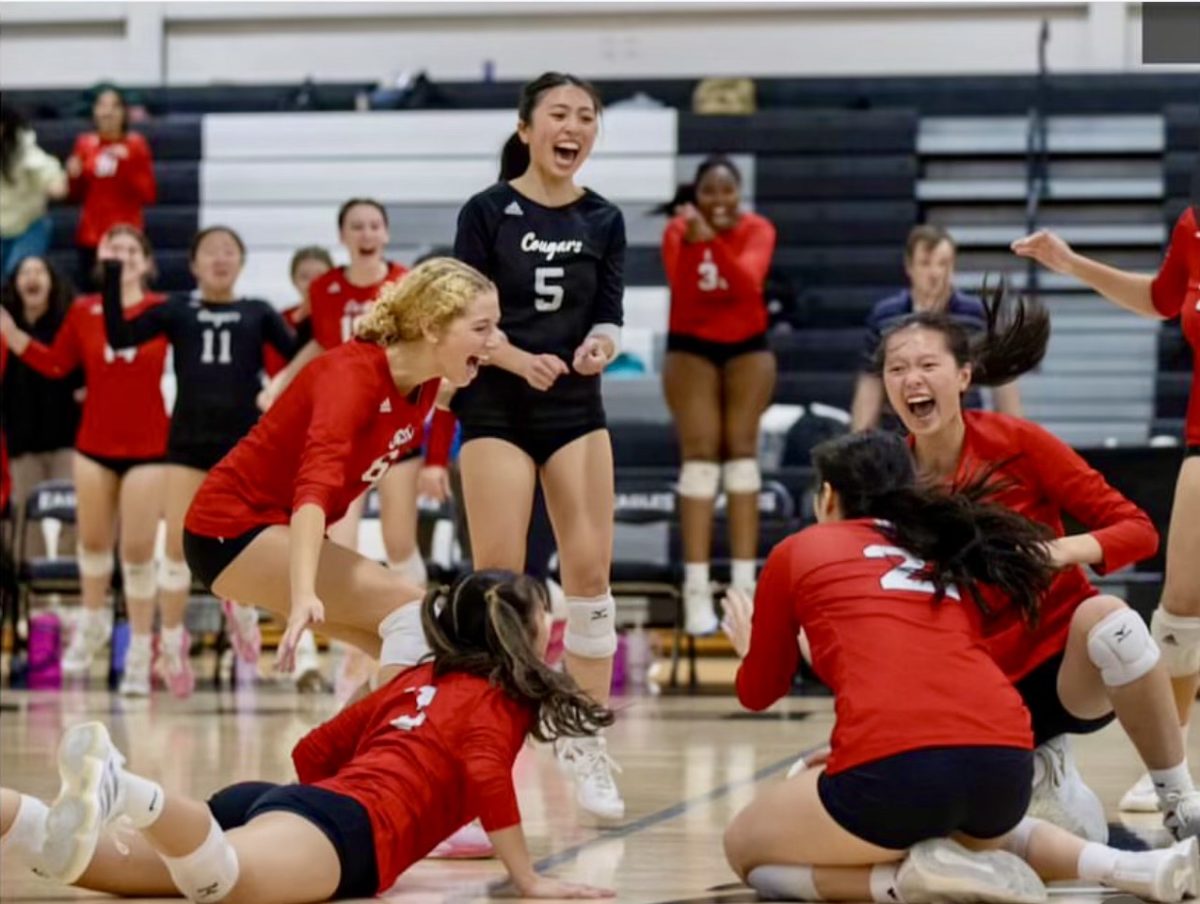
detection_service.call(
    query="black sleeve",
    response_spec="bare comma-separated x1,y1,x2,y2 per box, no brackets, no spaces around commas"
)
293,317,313,352
592,208,626,328
260,302,298,359
454,196,493,273
100,260,170,349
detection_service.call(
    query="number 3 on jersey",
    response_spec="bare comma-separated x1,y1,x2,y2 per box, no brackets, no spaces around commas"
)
201,328,231,365
534,266,564,312
864,545,960,600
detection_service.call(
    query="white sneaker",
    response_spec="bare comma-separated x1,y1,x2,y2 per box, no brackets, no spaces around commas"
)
1106,836,1200,902
683,586,718,636
1165,791,1200,841
897,838,1047,904
1027,736,1108,843
39,723,129,883
62,615,111,676
557,736,625,824
428,820,494,859
1122,773,1161,813
118,642,152,698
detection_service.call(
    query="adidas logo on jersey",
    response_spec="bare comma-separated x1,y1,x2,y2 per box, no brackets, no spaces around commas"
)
379,399,392,413
505,200,524,216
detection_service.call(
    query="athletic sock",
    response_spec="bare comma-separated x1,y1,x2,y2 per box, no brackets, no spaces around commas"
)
684,563,709,594
1150,760,1196,807
869,863,901,903
746,864,823,901
161,624,184,648
1077,841,1120,883
0,795,49,867
730,559,756,591
122,772,166,829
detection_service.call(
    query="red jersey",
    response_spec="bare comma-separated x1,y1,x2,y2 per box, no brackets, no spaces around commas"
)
737,519,1032,775
662,211,776,343
67,132,157,248
292,662,533,893
19,294,169,460
263,304,306,377
1151,206,1200,446
309,263,407,350
185,341,437,538
933,411,1158,681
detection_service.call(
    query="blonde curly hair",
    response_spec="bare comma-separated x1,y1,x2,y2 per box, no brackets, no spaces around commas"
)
355,257,495,345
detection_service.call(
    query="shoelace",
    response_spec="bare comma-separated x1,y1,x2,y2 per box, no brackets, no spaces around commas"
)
574,743,623,795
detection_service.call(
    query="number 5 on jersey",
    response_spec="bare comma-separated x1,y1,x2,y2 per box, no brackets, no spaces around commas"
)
535,266,564,312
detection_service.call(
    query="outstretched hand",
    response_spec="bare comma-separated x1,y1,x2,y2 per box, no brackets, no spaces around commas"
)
1010,230,1076,275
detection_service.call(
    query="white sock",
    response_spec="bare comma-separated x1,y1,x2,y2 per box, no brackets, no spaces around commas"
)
82,608,110,630
1077,841,1120,883
731,559,756,590
1150,760,1196,805
869,863,900,903
129,634,152,655
161,624,184,648
296,630,318,655
378,603,430,667
388,550,427,589
684,563,709,594
1001,816,1041,859
747,864,823,901
122,771,166,829
230,602,257,631
0,795,49,869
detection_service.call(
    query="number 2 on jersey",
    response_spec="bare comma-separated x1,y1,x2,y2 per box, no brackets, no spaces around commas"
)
201,328,232,365
864,545,960,600
534,266,565,312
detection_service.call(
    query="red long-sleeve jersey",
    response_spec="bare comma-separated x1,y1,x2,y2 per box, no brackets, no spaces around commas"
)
67,132,157,248
1151,206,1200,446
185,341,437,539
737,519,1032,775
291,662,533,893
263,304,307,377
931,411,1159,681
18,294,169,460
309,263,408,350
662,211,776,343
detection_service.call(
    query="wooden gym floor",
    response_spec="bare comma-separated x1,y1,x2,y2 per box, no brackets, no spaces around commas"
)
0,687,1194,902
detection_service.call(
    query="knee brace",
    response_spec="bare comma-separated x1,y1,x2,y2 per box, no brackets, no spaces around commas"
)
1087,608,1160,687
1000,817,1042,859
76,545,113,579
678,461,720,500
722,458,761,495
378,602,430,667
121,559,158,599
162,816,240,903
159,557,192,593
564,592,617,658
1151,607,1200,677
388,549,428,590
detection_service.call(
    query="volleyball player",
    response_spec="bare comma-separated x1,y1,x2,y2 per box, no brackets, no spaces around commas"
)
263,245,331,379
0,572,614,902
449,71,625,823
660,155,777,634
877,284,1200,841
102,226,295,696
721,431,1199,904
182,258,499,694
1013,204,1200,814
0,225,166,695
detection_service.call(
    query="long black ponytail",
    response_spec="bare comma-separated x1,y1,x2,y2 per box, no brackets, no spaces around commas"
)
812,431,1054,625
498,72,603,182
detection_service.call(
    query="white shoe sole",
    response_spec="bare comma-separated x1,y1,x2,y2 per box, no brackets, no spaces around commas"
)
901,840,1047,904
575,801,625,827
1156,837,1200,902
41,723,117,883
1121,774,1161,813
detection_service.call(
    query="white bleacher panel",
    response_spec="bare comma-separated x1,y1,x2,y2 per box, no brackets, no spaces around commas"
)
621,287,670,333
918,116,1164,156
202,156,676,205
917,178,1163,202
236,246,423,305
203,110,677,160
949,223,1166,247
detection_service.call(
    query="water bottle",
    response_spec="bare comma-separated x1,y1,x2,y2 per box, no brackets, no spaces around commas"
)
28,612,62,690
108,619,130,690
625,623,651,694
610,631,628,695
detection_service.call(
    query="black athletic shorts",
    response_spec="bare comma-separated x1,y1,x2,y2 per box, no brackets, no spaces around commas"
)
167,441,237,472
1187,446,1200,459
818,746,1033,850
77,450,163,478
207,782,379,900
460,419,606,467
183,525,268,591
1016,651,1116,746
666,331,770,367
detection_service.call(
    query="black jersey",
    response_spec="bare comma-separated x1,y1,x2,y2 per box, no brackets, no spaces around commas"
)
451,182,625,426
103,289,295,455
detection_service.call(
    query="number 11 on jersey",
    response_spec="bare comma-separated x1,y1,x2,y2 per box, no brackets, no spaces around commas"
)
201,328,232,365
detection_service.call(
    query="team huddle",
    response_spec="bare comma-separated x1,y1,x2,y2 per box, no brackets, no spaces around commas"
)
1,69,1199,903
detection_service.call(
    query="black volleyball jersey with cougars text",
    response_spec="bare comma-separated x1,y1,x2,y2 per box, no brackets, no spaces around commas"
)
104,292,295,451
452,183,625,419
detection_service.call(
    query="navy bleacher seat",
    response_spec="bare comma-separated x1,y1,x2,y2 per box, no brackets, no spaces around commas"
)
756,200,916,244
50,205,199,250
1156,372,1191,420
770,330,866,371
797,287,893,328
32,117,202,162
774,372,858,409
48,249,195,294
756,155,917,200
679,109,918,154
610,422,680,470
774,247,905,287
1159,325,1194,373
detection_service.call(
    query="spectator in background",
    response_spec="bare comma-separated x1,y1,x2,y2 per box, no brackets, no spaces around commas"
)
850,224,1023,431
263,245,332,378
66,85,157,289
0,105,68,278
0,256,81,556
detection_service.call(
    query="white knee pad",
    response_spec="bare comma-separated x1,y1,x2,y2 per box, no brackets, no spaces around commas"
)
162,816,240,903
76,545,113,578
564,592,617,659
121,560,158,599
158,557,192,593
722,458,761,495
1000,816,1042,859
678,461,721,499
378,601,430,667
1087,608,1160,687
388,549,428,589
1151,608,1200,678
